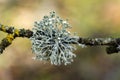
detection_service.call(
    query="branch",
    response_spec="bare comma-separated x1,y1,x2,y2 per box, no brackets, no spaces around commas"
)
0,11,120,65
0,24,120,54
78,37,120,54
0,24,33,37
0,24,33,53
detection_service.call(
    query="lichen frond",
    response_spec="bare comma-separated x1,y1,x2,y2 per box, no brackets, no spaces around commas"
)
30,11,81,65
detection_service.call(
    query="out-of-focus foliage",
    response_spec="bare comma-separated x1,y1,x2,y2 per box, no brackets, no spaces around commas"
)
0,0,120,80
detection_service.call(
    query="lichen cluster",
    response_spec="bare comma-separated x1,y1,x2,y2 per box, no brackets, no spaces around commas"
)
30,12,80,65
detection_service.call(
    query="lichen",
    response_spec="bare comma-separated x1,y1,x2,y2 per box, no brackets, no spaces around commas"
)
30,11,81,65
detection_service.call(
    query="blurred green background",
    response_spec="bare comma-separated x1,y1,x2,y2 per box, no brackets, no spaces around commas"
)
0,0,120,80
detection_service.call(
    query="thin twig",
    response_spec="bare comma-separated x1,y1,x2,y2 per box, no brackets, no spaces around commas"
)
0,24,33,53
0,24,120,54
78,37,120,54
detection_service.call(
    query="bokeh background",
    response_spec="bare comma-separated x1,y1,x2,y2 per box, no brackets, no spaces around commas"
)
0,0,120,80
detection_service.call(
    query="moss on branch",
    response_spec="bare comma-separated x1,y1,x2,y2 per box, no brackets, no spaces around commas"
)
0,24,120,54
0,25,120,54
1,11,120,65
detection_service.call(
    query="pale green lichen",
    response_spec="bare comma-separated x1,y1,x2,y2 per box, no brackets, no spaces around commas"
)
30,11,83,65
